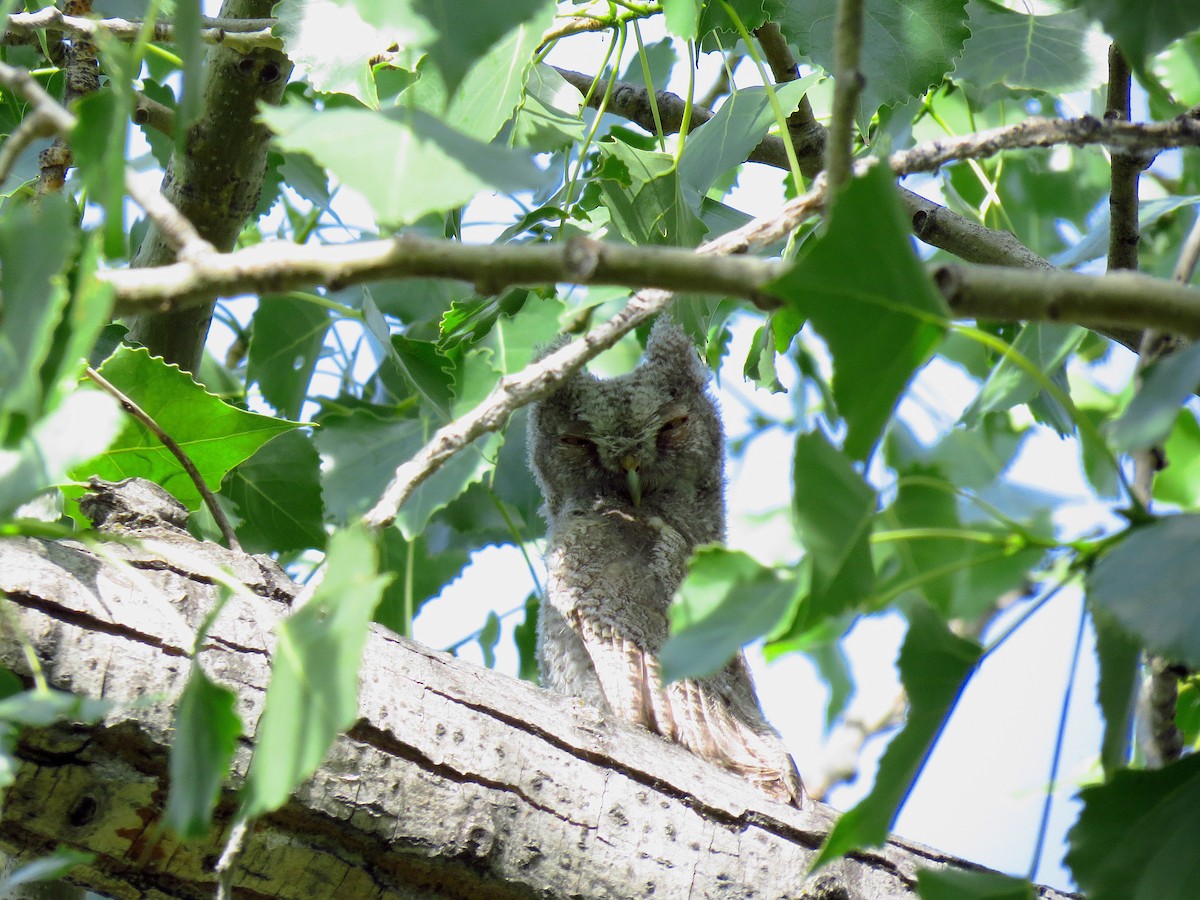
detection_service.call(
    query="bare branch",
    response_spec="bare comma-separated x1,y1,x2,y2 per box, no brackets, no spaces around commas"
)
753,21,826,177
1106,44,1143,273
102,235,786,314
826,0,865,191
133,91,176,136
887,115,1200,177
2,8,280,52
934,263,1200,339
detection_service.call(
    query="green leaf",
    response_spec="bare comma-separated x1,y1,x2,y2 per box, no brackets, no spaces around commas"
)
1053,196,1200,269
1111,343,1200,452
276,0,417,107
780,0,970,127
1092,610,1138,776
0,388,123,520
660,547,796,682
70,86,128,256
413,0,553,101
959,323,1084,428
0,849,95,893
954,0,1105,94
315,408,497,537
597,139,707,247
1065,753,1200,900
261,103,542,227
882,470,969,614
164,663,241,839
791,431,877,627
0,689,113,726
814,601,980,868
173,0,204,145
247,295,331,419
0,193,76,437
223,430,327,554
767,165,947,459
917,867,1035,900
1073,0,1200,74
1088,515,1200,668
241,524,390,820
662,0,702,39
70,348,299,512
511,64,585,152
478,611,501,668
1155,410,1200,508
375,524,470,636
389,335,455,415
412,0,556,142
1152,30,1200,108
678,78,815,207
514,593,540,682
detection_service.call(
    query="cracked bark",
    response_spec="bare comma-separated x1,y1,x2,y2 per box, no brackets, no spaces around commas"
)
0,526,1079,900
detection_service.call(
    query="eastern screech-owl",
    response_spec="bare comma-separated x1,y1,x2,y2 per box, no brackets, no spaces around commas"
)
527,318,804,806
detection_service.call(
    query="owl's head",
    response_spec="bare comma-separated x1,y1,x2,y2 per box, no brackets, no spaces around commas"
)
528,318,725,540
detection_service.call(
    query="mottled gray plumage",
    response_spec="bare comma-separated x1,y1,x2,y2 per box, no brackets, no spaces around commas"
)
528,319,804,806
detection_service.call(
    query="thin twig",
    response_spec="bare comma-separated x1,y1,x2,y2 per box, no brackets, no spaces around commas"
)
84,366,242,552
826,0,865,191
1173,208,1200,284
133,91,176,136
214,817,250,899
0,107,57,184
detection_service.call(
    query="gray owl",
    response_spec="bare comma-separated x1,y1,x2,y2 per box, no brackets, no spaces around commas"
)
527,318,804,807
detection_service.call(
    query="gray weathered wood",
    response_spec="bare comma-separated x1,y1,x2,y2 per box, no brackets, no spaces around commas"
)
0,526,1079,899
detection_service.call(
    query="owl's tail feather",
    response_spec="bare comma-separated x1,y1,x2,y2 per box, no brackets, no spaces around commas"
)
572,611,804,807
666,672,806,808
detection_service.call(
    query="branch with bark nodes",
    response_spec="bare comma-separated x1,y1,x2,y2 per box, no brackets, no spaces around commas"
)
2,9,280,52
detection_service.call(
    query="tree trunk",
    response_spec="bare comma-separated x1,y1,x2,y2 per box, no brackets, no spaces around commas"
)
0,511,1078,899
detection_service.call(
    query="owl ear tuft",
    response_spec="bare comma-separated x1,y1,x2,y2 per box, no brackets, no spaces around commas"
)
643,317,709,386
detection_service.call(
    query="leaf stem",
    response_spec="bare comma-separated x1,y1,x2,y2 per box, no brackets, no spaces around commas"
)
631,19,666,152
717,0,803,192
84,365,242,552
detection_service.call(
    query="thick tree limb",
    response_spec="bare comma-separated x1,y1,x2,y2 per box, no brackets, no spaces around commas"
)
0,518,1079,899
123,0,292,372
96,229,1200,341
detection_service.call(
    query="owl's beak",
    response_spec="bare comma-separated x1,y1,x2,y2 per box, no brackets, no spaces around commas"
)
621,456,642,506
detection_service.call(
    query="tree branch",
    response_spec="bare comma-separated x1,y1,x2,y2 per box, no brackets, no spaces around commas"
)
1106,44,1143,273
102,235,786,315
826,0,865,191
934,263,1200,338
123,0,292,372
2,9,280,52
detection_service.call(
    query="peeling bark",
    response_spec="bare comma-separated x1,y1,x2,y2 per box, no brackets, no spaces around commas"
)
0,522,1078,899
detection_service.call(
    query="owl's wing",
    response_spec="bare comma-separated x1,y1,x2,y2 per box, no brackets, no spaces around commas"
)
571,611,677,735
572,611,804,807
665,668,805,807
